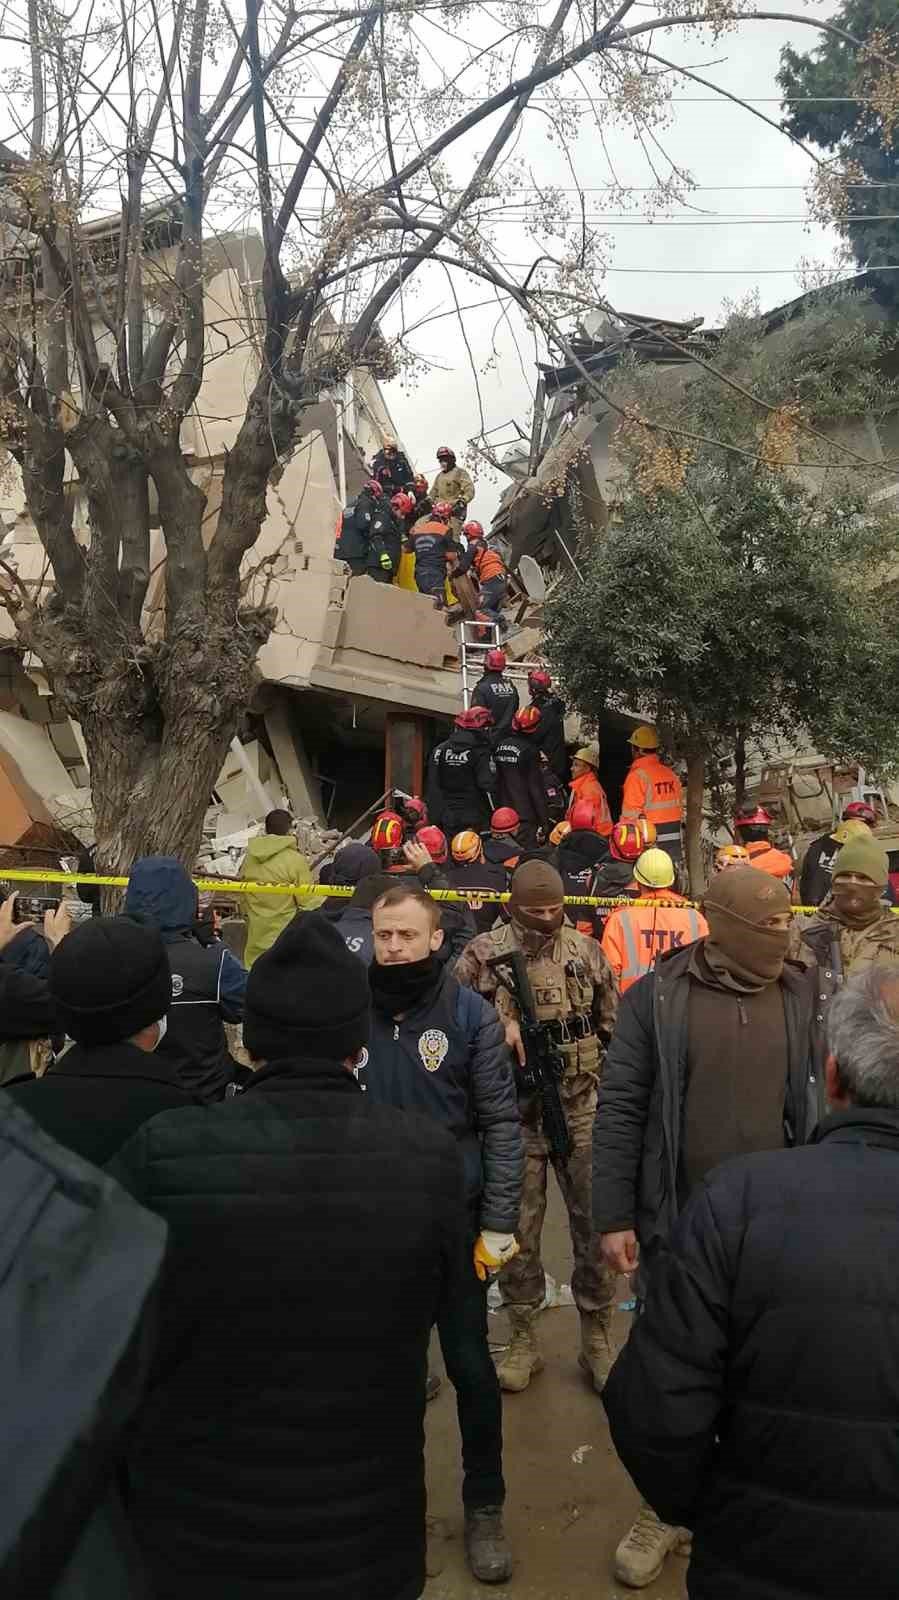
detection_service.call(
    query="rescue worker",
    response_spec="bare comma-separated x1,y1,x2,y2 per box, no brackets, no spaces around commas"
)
447,831,509,934
392,793,428,838
539,750,567,825
493,707,550,847
454,523,508,630
800,833,899,1030
601,848,708,994
567,743,612,837
334,479,397,581
426,708,496,837
390,489,418,535
431,445,475,533
408,499,453,602
558,799,611,936
619,726,684,866
799,801,877,908
365,883,523,1584
733,805,794,886
483,808,523,869
527,669,568,781
471,648,519,739
713,842,750,874
370,435,414,495
455,860,619,1395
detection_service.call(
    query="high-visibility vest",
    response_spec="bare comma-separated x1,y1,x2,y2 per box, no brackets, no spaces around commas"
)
601,894,708,992
472,543,505,583
620,754,683,828
566,770,613,836
745,840,794,884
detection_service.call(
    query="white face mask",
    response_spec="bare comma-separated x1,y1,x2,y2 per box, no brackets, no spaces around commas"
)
153,1015,168,1049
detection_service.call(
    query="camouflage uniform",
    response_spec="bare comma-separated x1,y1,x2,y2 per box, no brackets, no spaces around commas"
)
455,920,618,1318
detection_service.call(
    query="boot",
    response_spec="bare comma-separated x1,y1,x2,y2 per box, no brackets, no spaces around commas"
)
496,1307,544,1393
464,1506,513,1584
577,1307,615,1394
614,1503,690,1589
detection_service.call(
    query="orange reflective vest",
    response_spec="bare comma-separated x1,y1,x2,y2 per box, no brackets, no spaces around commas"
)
471,543,505,583
601,892,708,992
620,754,683,828
745,839,794,884
567,769,613,837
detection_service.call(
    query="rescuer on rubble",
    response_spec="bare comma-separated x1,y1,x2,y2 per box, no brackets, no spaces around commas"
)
619,727,683,866
334,479,399,582
426,708,496,837
431,445,475,533
526,668,568,781
370,435,414,495
454,523,508,631
408,499,454,602
492,707,550,847
471,648,519,739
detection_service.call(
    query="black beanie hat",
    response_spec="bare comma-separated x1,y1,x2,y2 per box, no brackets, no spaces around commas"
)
244,910,370,1063
51,916,172,1046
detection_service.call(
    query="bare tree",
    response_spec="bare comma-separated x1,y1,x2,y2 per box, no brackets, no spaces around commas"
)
0,0,884,869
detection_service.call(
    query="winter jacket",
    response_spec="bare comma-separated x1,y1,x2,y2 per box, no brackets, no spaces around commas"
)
240,833,320,967
798,829,842,907
364,965,522,1231
5,1040,198,1165
445,859,507,933
430,463,474,511
124,857,248,1102
530,691,568,779
603,1108,899,1600
592,943,821,1248
492,733,549,832
371,448,414,494
799,901,899,1036
112,1060,467,1600
483,835,521,869
567,767,612,835
471,670,519,738
407,517,450,592
1,922,51,981
333,903,376,965
334,489,396,571
426,729,495,835
0,954,58,1086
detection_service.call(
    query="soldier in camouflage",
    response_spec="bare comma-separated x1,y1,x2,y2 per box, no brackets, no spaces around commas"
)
455,859,619,1395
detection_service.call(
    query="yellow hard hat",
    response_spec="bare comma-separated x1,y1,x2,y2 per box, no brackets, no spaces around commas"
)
633,847,675,889
549,820,572,847
573,743,600,769
629,725,659,751
831,818,870,846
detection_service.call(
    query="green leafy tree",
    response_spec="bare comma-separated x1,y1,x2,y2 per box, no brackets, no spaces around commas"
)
779,2,899,302
543,292,899,889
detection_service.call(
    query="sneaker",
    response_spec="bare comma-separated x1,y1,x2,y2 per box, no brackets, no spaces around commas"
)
464,1505,513,1584
613,1503,687,1589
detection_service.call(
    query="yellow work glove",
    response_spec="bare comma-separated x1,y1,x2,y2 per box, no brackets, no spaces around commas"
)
473,1230,519,1282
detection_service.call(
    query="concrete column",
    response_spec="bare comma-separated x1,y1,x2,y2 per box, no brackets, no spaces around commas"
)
264,695,326,822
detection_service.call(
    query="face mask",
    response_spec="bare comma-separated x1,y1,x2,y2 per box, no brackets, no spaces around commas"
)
511,909,564,954
831,878,882,928
153,1015,168,1049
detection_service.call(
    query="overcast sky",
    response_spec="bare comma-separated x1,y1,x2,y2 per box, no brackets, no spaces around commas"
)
383,6,845,521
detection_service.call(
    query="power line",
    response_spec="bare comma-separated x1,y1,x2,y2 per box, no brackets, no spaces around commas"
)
599,264,899,275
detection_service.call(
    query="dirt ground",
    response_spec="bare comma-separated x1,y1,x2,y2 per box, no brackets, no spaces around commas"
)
423,1182,689,1600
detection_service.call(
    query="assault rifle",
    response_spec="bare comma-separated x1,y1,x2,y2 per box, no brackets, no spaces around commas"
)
487,948,571,1162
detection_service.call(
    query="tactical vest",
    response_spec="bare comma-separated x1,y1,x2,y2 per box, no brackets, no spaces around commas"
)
490,922,600,1078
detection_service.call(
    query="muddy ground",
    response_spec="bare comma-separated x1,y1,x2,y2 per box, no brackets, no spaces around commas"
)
423,1182,689,1600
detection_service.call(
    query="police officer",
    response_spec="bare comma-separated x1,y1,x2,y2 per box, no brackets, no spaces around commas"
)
455,860,618,1395
426,708,496,836
492,707,549,847
471,649,519,740
365,883,523,1584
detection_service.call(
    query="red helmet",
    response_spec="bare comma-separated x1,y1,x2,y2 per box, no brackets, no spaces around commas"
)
433,500,453,521
364,478,384,498
843,800,877,825
455,706,493,731
734,805,773,828
436,445,454,459
528,668,552,693
610,819,656,861
415,824,448,864
491,807,520,834
484,648,506,672
400,795,428,824
512,706,541,735
569,799,602,833
463,521,484,540
371,814,404,853
391,491,415,517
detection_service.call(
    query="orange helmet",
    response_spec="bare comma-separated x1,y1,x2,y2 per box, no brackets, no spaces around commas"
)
512,706,541,735
371,813,404,853
549,820,572,847
714,842,750,872
452,829,484,863
610,818,657,862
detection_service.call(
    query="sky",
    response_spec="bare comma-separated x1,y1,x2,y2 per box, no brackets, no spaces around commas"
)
383,6,846,523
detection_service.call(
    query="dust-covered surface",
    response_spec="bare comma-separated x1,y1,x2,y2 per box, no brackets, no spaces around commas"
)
423,1182,689,1600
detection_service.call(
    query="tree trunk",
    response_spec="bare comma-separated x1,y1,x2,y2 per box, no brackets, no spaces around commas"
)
685,750,706,899
733,729,747,811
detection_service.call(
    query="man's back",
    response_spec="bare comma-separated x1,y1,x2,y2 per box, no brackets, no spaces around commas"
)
604,1113,899,1600
5,1041,196,1164
114,1062,464,1600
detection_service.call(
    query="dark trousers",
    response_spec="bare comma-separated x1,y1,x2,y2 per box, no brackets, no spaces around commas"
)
437,1249,505,1509
479,576,507,627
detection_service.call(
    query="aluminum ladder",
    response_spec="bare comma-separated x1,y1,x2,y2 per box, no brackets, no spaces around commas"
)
457,620,546,709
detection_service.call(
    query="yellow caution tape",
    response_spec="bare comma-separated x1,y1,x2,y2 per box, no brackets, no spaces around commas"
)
0,866,852,914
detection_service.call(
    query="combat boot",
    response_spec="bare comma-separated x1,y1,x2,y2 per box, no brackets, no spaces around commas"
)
464,1505,513,1583
496,1306,543,1393
614,1502,691,1589
578,1307,615,1394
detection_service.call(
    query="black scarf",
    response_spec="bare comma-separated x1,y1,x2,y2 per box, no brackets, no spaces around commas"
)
369,953,444,1016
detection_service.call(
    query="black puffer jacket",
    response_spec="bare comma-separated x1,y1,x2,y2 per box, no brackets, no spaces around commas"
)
364,965,523,1233
112,1061,467,1600
530,690,568,779
603,1109,899,1600
593,944,821,1247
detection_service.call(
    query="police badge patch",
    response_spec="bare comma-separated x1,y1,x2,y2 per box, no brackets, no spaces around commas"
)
418,1028,449,1072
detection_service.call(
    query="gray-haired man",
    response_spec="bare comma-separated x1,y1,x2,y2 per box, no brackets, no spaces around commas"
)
602,965,899,1600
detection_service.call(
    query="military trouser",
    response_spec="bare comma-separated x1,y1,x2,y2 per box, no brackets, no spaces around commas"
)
500,1071,615,1316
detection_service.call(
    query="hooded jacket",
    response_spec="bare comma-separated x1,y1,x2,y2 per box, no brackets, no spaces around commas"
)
240,833,319,967
603,1109,899,1600
592,942,821,1249
125,858,247,1102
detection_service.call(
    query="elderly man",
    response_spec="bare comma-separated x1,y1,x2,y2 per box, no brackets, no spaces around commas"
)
593,865,820,1589
603,964,899,1600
